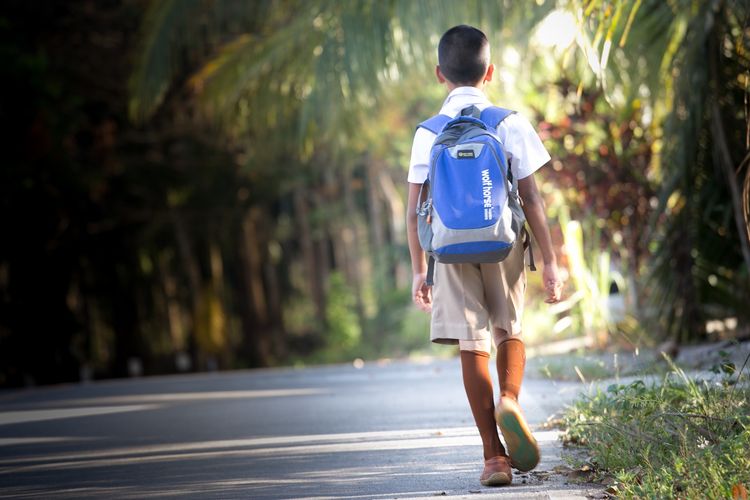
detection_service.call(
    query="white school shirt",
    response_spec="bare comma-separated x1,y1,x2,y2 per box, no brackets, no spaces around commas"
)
407,86,551,184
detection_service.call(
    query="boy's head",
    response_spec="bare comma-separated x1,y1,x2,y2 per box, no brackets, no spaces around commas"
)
437,25,492,87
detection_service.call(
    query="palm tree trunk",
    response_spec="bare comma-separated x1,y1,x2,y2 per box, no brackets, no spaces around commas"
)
263,256,286,357
366,157,387,258
239,208,273,365
207,241,228,368
171,207,201,370
341,168,366,328
159,251,188,368
294,186,326,325
374,162,408,287
709,26,750,280
241,209,269,324
710,103,750,277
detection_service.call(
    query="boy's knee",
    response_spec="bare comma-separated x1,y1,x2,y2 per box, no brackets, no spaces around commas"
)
493,328,522,346
459,338,492,355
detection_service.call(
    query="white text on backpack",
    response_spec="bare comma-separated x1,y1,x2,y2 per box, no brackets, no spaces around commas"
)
481,169,493,221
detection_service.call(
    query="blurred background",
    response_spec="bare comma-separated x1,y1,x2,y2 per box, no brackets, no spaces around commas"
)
0,0,748,388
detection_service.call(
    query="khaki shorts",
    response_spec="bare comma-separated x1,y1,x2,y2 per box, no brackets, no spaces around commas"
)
430,242,526,353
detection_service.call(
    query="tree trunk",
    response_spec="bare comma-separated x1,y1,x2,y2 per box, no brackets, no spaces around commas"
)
711,103,750,278
263,256,286,358
293,186,326,326
709,28,750,281
239,207,273,366
375,163,408,287
159,251,186,352
341,168,367,326
207,241,229,368
366,157,387,259
241,210,268,324
171,207,201,370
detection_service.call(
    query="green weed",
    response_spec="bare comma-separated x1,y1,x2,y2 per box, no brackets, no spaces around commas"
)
561,355,750,499
534,355,612,382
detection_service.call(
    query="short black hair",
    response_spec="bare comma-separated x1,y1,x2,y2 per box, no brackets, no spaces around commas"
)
438,25,490,85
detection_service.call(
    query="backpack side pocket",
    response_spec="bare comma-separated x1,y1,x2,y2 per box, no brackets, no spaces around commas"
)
416,181,433,252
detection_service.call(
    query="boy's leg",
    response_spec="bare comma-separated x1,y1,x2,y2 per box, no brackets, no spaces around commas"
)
458,339,512,486
493,328,539,472
458,346,504,460
495,331,525,400
478,243,538,471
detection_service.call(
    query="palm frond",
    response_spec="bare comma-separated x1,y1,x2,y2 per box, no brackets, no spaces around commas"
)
129,0,202,123
128,0,272,123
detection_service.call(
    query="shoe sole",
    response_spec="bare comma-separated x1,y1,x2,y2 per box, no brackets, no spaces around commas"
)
495,404,540,472
480,471,512,486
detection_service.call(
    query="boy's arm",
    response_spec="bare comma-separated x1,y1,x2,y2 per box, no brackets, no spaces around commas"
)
518,174,563,303
407,182,432,312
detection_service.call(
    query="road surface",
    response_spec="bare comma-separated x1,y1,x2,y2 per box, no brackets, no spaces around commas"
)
0,357,603,499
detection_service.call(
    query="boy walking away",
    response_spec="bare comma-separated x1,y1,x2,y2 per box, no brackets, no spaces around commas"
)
406,25,563,487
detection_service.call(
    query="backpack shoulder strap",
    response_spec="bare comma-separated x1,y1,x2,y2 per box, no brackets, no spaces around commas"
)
417,114,451,135
482,105,537,272
482,105,518,186
480,106,516,128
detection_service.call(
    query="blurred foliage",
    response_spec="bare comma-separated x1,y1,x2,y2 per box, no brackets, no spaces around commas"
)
1,0,748,386
319,272,361,361
524,0,750,345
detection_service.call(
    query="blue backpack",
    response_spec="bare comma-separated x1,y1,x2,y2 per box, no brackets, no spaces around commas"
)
416,105,535,285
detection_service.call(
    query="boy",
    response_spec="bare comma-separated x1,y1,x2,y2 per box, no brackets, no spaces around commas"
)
406,25,563,487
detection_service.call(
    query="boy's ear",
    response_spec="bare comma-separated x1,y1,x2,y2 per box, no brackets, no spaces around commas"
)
483,64,495,83
435,65,447,84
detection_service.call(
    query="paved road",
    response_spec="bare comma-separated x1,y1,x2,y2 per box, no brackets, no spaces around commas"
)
0,357,603,499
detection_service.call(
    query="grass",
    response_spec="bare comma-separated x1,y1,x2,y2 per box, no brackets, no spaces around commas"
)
530,353,613,382
528,350,671,382
560,354,750,499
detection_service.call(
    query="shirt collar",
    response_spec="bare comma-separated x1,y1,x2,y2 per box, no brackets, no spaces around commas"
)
444,86,489,103
440,86,491,116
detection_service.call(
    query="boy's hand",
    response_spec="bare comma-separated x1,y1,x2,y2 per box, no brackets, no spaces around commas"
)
412,273,433,312
543,262,563,304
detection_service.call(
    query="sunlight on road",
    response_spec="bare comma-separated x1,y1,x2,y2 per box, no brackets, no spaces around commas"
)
0,362,589,497
0,436,98,447
0,405,161,426
0,389,328,427
57,388,329,406
0,426,561,476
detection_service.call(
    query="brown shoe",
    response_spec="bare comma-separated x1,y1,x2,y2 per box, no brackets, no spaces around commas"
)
480,455,512,486
495,396,540,472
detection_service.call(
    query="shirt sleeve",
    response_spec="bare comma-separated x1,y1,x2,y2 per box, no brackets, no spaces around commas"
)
407,127,435,184
499,113,551,180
